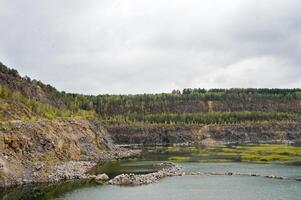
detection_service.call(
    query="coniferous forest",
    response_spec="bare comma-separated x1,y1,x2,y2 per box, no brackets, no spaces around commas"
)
1,62,301,125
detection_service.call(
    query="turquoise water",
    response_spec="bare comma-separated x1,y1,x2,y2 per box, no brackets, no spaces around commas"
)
1,146,301,200
53,162,301,200
183,162,301,178
55,175,301,200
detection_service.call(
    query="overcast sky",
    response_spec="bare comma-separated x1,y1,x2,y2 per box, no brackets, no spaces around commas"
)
0,0,300,94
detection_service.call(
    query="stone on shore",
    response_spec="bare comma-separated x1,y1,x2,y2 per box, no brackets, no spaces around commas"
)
108,162,182,185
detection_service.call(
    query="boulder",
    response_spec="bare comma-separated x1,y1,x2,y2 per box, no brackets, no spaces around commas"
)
95,173,109,182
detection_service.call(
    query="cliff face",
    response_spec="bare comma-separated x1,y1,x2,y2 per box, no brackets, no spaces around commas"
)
202,123,301,143
106,122,301,145
105,123,202,145
0,119,114,187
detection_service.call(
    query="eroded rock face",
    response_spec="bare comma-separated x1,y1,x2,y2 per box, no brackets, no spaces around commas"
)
108,162,182,185
204,123,301,143
106,123,202,145
0,119,116,187
106,122,301,145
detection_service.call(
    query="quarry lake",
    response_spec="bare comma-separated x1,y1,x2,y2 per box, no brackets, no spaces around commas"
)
1,145,301,200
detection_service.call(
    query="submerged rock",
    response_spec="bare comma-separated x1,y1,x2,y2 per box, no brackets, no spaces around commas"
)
264,175,287,180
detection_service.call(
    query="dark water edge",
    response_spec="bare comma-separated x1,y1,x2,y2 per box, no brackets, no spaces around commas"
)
0,180,99,200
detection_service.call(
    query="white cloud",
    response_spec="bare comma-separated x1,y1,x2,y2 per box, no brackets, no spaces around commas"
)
200,57,296,88
0,0,300,94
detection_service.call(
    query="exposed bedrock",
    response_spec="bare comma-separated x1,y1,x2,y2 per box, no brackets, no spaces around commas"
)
106,122,301,145
0,119,140,188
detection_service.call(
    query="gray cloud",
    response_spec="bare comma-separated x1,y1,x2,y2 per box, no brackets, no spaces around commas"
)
0,0,300,94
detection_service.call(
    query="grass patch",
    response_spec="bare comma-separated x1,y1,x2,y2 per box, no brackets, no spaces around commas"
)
144,144,301,164
240,153,293,162
168,156,191,161
198,159,231,163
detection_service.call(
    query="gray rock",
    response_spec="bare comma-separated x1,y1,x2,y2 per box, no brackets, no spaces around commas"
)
34,163,44,171
95,173,109,182
109,162,182,185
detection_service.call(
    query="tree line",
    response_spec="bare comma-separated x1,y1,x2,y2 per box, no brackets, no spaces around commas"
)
101,112,297,125
1,62,301,123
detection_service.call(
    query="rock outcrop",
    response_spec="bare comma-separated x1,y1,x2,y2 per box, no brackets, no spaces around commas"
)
0,119,140,187
106,123,202,145
106,122,301,145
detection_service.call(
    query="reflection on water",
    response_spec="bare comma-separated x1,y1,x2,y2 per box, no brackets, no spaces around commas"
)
56,176,301,200
1,145,301,200
89,160,163,179
0,180,97,200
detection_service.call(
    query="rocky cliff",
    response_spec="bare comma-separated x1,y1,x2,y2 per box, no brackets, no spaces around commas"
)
105,123,200,145
106,122,301,145
0,119,115,187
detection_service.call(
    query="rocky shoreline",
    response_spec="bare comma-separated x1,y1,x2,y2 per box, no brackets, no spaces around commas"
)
2,118,301,189
0,149,141,188
104,161,301,186
0,119,145,188
106,167,301,186
47,149,141,183
3,159,300,190
108,162,182,185
98,162,301,186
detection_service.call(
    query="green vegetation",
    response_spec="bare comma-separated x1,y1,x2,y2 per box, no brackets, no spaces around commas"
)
168,156,191,161
0,62,20,78
237,144,301,162
1,62,301,124
0,122,7,131
58,89,301,125
0,84,95,121
147,144,301,163
114,112,297,125
94,89,301,117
